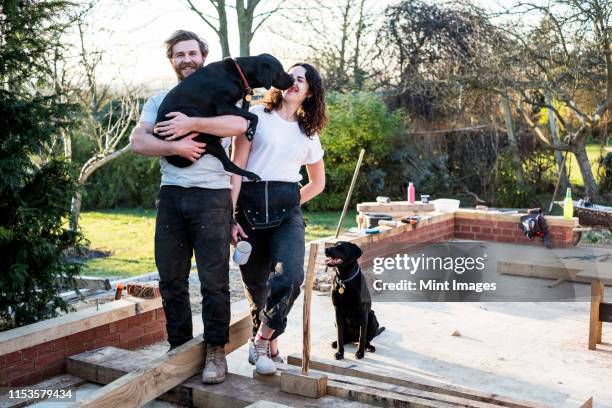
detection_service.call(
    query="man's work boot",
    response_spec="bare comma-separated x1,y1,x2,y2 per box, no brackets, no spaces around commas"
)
201,344,227,384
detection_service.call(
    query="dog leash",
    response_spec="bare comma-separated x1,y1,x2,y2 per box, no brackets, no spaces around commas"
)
334,266,361,295
232,59,254,110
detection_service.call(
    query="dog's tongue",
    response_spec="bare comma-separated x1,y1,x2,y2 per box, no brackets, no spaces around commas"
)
325,257,341,266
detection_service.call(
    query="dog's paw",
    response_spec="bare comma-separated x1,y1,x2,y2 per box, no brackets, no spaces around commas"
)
365,345,376,353
334,352,344,360
245,129,255,141
331,341,337,349
355,350,365,359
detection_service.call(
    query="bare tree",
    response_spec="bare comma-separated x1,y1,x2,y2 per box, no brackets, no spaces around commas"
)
272,0,377,92
51,14,140,230
483,0,611,199
185,0,285,57
186,0,231,57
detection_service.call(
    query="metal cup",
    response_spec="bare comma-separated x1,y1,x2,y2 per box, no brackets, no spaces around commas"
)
232,240,252,265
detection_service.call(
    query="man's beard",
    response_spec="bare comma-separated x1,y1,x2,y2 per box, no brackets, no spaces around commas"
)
174,62,203,80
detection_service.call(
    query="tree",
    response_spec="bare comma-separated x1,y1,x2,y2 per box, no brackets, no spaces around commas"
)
69,18,139,230
185,0,285,57
0,0,85,329
47,12,140,230
483,0,611,200
274,0,376,92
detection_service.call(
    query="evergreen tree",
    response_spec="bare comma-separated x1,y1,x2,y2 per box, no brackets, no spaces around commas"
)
0,0,84,329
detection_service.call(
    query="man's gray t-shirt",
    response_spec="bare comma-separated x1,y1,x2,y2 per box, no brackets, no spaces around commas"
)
139,91,232,189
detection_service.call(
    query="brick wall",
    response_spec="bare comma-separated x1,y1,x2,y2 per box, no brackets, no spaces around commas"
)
342,209,577,268
453,213,575,248
0,307,166,387
359,218,455,268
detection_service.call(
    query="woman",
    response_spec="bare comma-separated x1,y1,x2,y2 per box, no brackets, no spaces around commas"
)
230,63,327,375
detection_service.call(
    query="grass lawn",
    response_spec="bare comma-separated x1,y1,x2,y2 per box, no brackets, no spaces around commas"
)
565,144,610,186
79,209,356,278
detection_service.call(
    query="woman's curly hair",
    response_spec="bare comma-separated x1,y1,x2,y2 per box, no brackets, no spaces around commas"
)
261,63,328,137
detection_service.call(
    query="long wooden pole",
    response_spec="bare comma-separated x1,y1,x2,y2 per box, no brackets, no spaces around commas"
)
335,149,366,238
548,151,569,213
302,241,319,375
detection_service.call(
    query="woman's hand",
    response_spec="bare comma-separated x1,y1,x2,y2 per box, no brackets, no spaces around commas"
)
154,112,195,140
231,222,248,246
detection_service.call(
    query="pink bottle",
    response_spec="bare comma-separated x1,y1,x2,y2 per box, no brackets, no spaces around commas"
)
408,182,415,204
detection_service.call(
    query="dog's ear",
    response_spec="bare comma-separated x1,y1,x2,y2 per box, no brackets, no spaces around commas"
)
349,243,362,261
256,62,273,89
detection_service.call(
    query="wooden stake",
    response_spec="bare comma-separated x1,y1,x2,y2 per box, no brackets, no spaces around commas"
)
279,242,327,399
302,242,319,375
334,149,365,238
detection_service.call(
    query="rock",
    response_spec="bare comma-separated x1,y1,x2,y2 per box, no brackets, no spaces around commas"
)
451,329,461,337
317,283,332,292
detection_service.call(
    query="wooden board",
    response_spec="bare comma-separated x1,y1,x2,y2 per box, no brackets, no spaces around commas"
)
256,363,507,408
287,354,550,408
357,201,435,213
69,308,252,408
498,260,612,285
66,347,372,408
0,374,86,408
576,269,612,285
0,297,162,356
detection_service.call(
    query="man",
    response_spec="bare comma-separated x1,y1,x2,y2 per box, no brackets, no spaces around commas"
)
130,30,247,384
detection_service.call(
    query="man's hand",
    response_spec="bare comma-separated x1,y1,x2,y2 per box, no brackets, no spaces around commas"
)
231,222,248,246
154,112,195,140
172,133,206,162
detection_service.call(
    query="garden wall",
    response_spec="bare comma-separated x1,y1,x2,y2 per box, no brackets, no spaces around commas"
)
0,296,166,387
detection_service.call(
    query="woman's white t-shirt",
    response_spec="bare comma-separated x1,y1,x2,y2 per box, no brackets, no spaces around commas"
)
244,105,324,182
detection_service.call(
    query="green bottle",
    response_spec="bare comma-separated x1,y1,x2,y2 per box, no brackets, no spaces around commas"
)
563,188,573,219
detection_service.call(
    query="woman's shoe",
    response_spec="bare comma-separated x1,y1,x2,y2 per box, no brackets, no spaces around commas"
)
253,338,276,375
249,338,284,364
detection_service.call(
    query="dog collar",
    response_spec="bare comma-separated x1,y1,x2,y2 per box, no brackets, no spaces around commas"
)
335,266,361,285
233,59,254,104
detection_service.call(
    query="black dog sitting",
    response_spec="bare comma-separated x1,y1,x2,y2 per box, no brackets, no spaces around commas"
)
325,241,385,360
154,54,294,181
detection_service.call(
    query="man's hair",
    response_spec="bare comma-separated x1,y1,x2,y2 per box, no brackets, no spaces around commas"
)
164,30,209,59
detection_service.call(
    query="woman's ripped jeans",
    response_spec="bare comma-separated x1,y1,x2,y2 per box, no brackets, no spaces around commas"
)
236,182,305,340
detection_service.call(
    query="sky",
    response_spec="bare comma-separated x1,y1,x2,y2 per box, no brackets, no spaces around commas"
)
69,0,518,94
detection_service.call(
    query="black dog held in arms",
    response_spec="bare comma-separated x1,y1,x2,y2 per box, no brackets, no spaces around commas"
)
325,241,385,360
154,53,295,181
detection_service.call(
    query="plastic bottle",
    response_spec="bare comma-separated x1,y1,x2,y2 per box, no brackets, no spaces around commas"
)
408,182,415,204
563,187,573,219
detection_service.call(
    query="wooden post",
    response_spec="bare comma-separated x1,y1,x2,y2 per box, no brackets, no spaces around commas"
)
302,242,318,375
334,149,365,238
588,281,603,350
545,91,569,192
279,242,327,398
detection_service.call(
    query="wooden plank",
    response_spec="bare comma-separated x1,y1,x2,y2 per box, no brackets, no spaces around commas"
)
302,242,318,375
589,282,604,350
280,370,327,399
59,276,112,291
257,363,505,408
287,354,550,408
66,347,372,408
0,297,162,356
600,302,612,323
499,260,612,285
244,402,293,408
69,307,252,408
0,374,86,408
357,201,435,213
577,270,612,285
454,209,578,228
